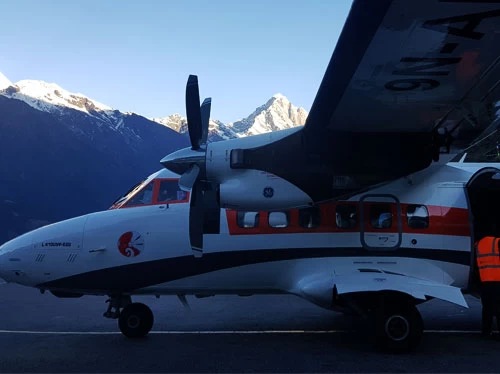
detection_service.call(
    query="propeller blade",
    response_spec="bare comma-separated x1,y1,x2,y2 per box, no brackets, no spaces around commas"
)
200,98,211,145
186,75,202,150
179,164,200,192
189,183,204,257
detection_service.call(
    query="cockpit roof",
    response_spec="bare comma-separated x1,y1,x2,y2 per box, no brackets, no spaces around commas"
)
143,168,181,183
110,168,187,209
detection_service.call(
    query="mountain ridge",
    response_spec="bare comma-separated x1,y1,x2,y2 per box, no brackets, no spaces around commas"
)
151,93,308,142
0,70,305,244
0,71,308,143
0,73,189,244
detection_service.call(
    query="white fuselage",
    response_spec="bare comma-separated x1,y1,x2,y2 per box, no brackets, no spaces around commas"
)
0,159,488,310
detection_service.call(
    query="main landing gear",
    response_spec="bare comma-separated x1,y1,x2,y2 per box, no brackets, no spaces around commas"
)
373,300,423,353
342,292,424,353
103,295,154,338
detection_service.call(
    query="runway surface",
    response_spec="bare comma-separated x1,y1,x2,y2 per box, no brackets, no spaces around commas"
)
0,283,499,373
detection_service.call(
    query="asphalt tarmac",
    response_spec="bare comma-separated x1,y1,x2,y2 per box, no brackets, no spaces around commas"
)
0,283,499,373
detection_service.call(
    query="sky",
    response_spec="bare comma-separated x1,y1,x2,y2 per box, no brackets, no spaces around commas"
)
0,0,353,123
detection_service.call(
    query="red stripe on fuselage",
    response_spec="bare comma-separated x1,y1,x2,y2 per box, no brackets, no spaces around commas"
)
225,202,470,237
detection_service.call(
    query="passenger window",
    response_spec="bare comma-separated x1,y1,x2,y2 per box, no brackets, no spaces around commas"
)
158,180,187,202
125,182,154,206
370,204,392,229
299,207,321,228
269,212,289,228
237,211,260,228
407,205,429,229
336,204,356,229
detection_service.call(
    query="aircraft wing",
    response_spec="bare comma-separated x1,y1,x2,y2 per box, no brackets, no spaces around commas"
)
304,0,500,138
237,0,500,202
334,271,468,308
295,270,468,309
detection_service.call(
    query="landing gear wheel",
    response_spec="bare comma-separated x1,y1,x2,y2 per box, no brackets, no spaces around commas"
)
375,302,423,353
118,302,154,338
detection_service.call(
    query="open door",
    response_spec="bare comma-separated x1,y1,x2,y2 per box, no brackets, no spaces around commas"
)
465,167,500,293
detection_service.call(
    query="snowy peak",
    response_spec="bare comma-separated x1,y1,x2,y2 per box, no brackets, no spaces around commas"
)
0,71,307,143
2,79,113,115
228,93,307,137
0,77,131,135
151,114,187,133
272,93,287,100
151,114,236,141
151,94,308,142
0,72,12,90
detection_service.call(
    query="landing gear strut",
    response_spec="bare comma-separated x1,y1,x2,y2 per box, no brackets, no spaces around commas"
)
103,295,154,338
103,295,131,319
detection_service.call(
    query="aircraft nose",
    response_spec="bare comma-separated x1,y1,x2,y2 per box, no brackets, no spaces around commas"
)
0,214,88,284
0,232,34,282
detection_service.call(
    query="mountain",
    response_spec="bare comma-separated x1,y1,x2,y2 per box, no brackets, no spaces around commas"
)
0,73,189,244
0,71,306,244
151,93,308,142
1,79,129,131
151,114,236,142
228,93,308,137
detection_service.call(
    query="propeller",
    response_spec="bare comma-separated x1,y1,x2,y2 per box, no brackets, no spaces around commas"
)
164,75,212,257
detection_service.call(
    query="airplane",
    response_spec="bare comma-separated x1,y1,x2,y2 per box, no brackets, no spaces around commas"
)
1,0,500,353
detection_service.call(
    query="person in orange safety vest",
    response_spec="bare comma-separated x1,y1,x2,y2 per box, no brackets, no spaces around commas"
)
476,236,500,338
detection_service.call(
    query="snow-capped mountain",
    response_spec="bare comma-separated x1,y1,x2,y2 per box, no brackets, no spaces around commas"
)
0,71,189,244
0,70,304,243
151,93,308,142
152,114,229,137
1,72,307,143
0,77,128,133
151,114,237,142
228,93,308,137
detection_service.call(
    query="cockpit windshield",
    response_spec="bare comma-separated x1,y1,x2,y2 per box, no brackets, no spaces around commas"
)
110,179,147,207
109,178,189,209
125,181,155,206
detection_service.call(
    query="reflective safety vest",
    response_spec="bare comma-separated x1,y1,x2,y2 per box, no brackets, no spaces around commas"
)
476,236,500,282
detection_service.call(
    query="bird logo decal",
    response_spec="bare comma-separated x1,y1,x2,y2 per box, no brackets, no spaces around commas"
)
117,231,144,257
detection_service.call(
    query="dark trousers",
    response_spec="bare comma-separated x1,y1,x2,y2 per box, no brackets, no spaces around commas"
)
480,281,500,334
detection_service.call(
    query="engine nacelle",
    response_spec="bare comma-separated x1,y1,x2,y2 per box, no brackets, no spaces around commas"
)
219,169,312,210
206,128,311,210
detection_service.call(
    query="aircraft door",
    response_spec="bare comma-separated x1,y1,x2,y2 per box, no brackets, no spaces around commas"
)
360,194,402,250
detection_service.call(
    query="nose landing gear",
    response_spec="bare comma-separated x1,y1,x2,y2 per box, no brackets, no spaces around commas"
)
103,295,154,338
118,302,154,338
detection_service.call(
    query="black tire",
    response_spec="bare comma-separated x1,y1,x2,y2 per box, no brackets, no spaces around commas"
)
118,302,154,338
374,302,423,353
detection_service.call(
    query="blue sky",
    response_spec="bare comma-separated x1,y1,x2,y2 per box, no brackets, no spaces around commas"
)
1,0,353,123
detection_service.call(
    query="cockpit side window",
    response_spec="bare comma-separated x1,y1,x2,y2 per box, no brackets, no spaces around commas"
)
157,180,187,203
114,178,189,209
124,181,155,207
